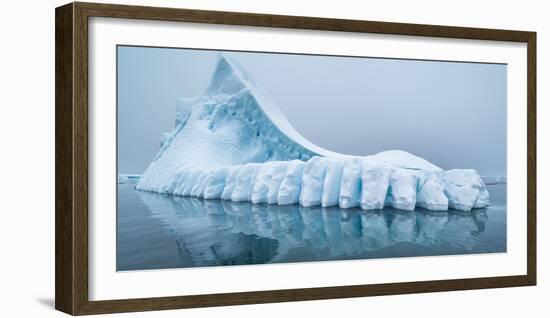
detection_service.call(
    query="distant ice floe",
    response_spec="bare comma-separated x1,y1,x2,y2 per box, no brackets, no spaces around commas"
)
136,54,490,212
118,174,141,184
118,174,129,184
481,175,507,185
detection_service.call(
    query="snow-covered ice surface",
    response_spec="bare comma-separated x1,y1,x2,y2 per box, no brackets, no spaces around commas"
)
137,54,489,212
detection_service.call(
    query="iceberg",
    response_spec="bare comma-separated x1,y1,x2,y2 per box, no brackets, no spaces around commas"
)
137,54,490,212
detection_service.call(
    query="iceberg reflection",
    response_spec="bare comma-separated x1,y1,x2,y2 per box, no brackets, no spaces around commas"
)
136,187,494,267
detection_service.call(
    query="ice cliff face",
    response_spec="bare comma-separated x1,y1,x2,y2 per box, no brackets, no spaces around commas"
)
137,54,489,212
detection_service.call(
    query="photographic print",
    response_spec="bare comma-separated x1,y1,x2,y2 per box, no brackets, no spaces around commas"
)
116,46,507,271
55,4,535,314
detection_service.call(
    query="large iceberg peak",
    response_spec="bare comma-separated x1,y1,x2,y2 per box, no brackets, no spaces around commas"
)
206,54,347,158
206,54,248,95
137,54,319,192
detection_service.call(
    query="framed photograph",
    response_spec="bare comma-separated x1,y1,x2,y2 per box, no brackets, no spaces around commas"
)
55,2,536,315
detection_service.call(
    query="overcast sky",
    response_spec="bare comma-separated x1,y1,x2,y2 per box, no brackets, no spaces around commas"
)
117,46,506,176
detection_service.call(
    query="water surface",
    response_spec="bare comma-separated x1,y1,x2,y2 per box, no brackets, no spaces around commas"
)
117,183,506,271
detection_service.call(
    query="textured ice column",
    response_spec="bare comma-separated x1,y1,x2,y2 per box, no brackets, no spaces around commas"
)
321,159,345,207
360,165,391,210
443,169,488,211
278,160,305,205
472,172,490,209
416,171,448,211
444,184,479,211
232,163,261,201
386,168,419,211
300,157,329,207
339,158,363,209
163,167,187,194
221,166,239,200
190,170,210,197
474,187,490,208
181,168,201,196
267,162,287,204
203,167,230,199
251,162,276,204
173,169,191,195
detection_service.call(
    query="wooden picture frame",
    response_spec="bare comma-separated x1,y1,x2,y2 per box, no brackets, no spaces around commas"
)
55,2,536,315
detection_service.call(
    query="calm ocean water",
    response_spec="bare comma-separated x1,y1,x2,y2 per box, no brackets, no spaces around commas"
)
117,182,506,271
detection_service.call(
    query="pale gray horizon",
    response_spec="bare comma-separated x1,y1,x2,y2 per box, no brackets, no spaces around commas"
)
117,46,506,176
